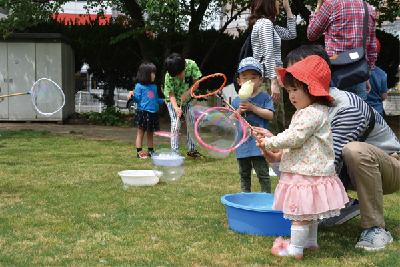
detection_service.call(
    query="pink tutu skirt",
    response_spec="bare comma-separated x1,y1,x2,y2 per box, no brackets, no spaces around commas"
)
272,172,349,221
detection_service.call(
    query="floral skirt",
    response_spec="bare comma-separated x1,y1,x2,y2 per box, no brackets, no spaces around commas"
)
132,109,160,132
272,172,349,221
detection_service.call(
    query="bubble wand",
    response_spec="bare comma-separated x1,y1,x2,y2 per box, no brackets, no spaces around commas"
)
0,78,65,117
216,92,261,143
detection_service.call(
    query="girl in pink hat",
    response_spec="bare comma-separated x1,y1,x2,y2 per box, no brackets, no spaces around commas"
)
256,55,349,260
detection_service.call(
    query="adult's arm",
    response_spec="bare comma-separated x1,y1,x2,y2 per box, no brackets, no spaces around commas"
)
307,0,332,41
274,16,297,40
365,5,378,69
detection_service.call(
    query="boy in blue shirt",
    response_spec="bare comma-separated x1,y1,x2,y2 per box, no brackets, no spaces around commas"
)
232,57,275,192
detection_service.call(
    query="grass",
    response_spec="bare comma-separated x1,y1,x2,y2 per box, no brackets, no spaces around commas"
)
0,129,399,266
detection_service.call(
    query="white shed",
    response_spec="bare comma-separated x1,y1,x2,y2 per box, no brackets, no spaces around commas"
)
0,33,75,122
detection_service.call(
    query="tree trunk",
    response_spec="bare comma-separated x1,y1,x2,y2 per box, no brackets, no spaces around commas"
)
122,0,151,61
106,74,116,107
182,0,209,59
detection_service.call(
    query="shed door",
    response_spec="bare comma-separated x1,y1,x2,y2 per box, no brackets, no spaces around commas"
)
8,42,36,120
0,43,8,119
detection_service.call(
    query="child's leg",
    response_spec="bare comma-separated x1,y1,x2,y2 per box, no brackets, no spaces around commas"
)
136,127,145,149
305,220,319,251
147,131,154,149
237,158,252,192
182,102,196,151
271,220,309,260
252,156,271,193
290,221,309,259
167,102,180,153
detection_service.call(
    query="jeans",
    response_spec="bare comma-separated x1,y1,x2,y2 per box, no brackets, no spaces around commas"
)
330,80,367,100
237,156,271,193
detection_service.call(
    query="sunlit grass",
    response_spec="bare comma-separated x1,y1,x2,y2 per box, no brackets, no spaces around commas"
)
0,129,398,266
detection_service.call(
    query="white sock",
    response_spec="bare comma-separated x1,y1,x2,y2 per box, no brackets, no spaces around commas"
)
290,224,309,255
305,220,318,248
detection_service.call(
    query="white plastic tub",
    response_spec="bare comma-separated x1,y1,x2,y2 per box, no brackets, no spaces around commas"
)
118,170,159,186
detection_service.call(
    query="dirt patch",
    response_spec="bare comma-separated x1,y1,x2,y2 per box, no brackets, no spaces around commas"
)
0,114,398,144
0,115,188,145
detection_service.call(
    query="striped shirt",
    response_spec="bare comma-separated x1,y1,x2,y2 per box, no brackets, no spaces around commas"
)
328,87,400,169
307,0,377,69
251,17,297,79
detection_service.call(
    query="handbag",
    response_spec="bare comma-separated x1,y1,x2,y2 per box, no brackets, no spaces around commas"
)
330,2,370,90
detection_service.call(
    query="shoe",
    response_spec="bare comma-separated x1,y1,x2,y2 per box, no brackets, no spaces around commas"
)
319,199,360,226
186,150,206,159
137,151,148,159
355,226,393,251
148,150,154,158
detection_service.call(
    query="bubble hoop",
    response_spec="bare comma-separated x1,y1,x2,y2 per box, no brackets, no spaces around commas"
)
31,78,65,117
190,73,227,98
194,107,249,153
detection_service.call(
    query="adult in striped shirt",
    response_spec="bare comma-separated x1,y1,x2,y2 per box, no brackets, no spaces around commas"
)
307,0,378,100
247,0,297,135
256,45,399,252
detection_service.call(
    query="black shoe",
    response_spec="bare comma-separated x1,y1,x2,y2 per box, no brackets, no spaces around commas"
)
148,150,154,158
186,150,206,159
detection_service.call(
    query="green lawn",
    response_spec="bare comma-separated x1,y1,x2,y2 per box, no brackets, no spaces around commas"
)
0,129,398,266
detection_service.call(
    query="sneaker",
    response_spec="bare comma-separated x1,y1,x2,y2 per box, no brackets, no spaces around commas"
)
137,151,148,159
147,150,154,158
355,226,393,251
319,199,360,226
186,150,206,159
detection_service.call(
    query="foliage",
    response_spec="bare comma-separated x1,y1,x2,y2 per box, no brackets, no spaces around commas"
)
87,106,130,126
0,0,69,38
375,29,400,89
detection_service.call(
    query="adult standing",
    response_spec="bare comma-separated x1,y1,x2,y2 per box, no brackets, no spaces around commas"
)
255,45,400,251
247,0,297,135
307,0,377,100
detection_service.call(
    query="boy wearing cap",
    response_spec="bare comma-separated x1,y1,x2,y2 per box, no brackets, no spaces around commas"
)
232,57,274,193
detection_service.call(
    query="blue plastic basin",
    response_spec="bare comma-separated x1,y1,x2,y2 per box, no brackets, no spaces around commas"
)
221,193,291,236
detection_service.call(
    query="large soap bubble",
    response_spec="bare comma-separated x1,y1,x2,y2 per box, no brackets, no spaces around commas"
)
187,106,252,158
151,148,185,181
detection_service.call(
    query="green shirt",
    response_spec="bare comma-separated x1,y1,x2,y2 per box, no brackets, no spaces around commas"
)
163,59,202,106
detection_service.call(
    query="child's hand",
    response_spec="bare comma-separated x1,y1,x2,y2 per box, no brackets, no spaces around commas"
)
239,101,253,112
163,99,167,105
256,138,266,150
175,107,183,117
253,127,274,139
127,91,134,99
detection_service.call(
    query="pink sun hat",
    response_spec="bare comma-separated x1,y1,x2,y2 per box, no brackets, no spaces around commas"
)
274,55,335,102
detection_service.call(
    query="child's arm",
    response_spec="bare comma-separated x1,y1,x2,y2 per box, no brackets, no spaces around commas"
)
130,85,141,103
169,91,182,117
181,78,199,104
263,108,320,151
239,101,274,120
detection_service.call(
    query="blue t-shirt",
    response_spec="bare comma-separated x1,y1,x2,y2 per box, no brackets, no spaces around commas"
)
366,67,388,115
231,92,274,159
131,83,164,113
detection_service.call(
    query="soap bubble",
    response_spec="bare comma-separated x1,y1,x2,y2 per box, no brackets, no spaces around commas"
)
187,106,252,158
151,148,185,181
